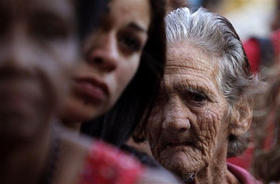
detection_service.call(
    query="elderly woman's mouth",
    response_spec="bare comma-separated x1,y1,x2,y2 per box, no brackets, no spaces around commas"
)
165,141,195,149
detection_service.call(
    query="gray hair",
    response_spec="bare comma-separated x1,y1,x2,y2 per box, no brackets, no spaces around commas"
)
165,7,257,157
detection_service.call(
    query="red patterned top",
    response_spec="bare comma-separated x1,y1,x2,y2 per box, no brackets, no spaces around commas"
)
80,141,145,184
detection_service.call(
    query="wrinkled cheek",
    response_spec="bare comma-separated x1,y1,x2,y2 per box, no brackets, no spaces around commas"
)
196,113,221,160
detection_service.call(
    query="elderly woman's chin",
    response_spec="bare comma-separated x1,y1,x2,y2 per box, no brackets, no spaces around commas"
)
157,145,206,179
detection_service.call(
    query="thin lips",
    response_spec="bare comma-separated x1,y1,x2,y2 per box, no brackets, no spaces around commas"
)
162,138,203,152
161,136,195,149
166,141,194,148
74,76,109,97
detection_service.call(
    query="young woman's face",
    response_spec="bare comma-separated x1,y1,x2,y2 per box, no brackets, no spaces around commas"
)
64,0,151,122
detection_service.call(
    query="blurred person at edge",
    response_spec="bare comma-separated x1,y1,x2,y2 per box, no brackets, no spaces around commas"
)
0,0,82,183
251,63,280,184
237,0,280,170
136,8,261,184
0,0,181,184
229,29,280,170
226,0,280,171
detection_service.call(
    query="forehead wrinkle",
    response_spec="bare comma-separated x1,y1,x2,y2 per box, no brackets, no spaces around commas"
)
166,41,222,99
165,62,215,75
167,41,218,72
166,52,216,73
180,76,217,100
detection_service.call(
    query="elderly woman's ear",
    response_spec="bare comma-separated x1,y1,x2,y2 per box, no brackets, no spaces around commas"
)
228,98,253,137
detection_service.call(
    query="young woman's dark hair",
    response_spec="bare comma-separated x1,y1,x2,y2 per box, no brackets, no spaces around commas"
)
76,0,108,40
81,0,167,146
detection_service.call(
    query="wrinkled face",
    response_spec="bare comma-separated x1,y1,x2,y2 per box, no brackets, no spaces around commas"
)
0,0,78,141
64,0,151,122
147,41,230,179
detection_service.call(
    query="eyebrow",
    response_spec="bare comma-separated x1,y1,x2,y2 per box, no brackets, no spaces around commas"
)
127,22,147,33
175,81,218,103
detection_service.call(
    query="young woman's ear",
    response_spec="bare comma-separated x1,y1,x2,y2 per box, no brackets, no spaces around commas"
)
229,98,253,136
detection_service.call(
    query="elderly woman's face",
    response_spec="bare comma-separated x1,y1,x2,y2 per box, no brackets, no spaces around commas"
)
0,0,78,140
146,41,230,179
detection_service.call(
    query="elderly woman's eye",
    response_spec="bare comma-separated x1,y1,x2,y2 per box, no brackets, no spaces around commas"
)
118,33,141,54
189,92,208,105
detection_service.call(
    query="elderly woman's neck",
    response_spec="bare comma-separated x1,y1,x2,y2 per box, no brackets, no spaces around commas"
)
0,124,52,184
192,150,240,184
192,163,239,184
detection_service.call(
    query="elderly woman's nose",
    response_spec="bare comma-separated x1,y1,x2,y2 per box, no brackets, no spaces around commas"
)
86,34,119,72
163,97,191,132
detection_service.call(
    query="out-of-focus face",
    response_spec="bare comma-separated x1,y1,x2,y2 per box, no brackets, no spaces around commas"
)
64,0,151,122
146,41,230,180
0,0,78,141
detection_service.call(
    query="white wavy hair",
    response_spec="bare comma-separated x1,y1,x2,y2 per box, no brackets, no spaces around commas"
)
165,7,258,156
166,7,256,106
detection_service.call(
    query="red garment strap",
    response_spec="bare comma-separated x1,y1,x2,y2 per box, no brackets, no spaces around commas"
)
80,141,145,184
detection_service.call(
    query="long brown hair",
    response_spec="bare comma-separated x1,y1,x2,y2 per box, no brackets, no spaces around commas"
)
81,0,167,146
